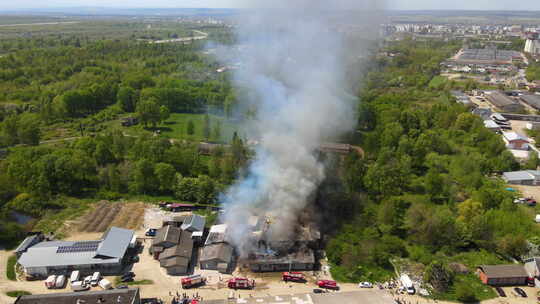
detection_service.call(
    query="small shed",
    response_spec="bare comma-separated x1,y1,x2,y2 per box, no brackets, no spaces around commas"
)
478,265,529,286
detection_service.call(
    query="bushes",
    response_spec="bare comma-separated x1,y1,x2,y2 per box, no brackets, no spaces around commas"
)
6,254,17,281
455,282,477,303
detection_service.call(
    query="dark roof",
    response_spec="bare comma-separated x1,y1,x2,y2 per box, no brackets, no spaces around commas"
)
520,94,540,110
479,265,528,278
486,91,519,108
14,235,40,254
159,231,193,260
153,225,181,246
96,227,134,258
200,243,233,263
161,256,190,268
14,288,139,304
181,214,206,232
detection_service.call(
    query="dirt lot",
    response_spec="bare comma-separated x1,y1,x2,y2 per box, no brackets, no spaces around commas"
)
77,201,146,233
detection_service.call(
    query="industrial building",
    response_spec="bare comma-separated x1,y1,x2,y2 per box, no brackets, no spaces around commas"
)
525,33,540,55
502,170,540,185
478,265,529,286
199,242,234,273
151,225,194,275
451,90,472,106
455,48,521,65
248,249,316,272
485,91,523,113
520,94,540,110
17,227,135,277
13,288,140,304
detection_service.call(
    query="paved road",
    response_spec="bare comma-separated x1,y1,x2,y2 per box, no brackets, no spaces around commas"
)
0,22,79,27
151,30,208,44
201,290,395,304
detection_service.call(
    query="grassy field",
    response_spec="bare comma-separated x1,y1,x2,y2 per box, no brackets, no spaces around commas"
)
121,113,242,144
5,290,31,297
6,255,17,281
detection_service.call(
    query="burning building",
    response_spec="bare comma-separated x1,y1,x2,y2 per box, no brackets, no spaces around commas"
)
239,213,321,272
216,0,378,274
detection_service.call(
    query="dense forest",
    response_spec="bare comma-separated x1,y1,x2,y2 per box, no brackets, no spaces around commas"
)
0,32,244,245
325,39,539,301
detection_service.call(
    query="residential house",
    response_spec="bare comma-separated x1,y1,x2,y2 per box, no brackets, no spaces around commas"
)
502,132,530,150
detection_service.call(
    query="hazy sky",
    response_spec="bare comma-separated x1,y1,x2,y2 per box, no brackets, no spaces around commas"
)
1,0,539,11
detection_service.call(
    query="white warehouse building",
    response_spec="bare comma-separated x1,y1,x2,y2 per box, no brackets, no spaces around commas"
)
17,227,134,277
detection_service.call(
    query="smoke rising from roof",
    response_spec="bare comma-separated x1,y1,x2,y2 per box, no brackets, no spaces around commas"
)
219,0,381,257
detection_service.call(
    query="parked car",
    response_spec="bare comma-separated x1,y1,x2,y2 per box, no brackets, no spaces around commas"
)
121,272,135,280
359,282,373,288
120,277,134,283
145,228,157,237
90,272,101,287
55,275,66,289
495,287,506,297
514,287,527,298
313,289,326,294
71,281,90,292
526,198,537,207
514,198,526,204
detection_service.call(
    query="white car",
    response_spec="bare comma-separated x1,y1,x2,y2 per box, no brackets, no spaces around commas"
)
359,282,373,288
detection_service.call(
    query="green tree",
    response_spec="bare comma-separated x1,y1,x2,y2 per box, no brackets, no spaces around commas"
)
2,115,19,146
212,120,222,141
117,86,137,112
136,98,161,127
160,106,170,123
455,282,477,303
424,260,454,292
186,120,195,136
130,159,157,194
203,114,211,140
154,162,176,193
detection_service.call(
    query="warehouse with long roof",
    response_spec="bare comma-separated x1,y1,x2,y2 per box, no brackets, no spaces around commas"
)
17,227,134,277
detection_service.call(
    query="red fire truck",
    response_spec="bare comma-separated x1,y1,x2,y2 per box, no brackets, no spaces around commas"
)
282,272,306,282
317,280,339,290
181,275,207,289
227,277,255,289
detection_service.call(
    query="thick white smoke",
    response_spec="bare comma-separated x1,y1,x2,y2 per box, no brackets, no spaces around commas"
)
219,0,381,256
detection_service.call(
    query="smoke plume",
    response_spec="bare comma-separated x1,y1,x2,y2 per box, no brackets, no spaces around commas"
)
219,0,381,256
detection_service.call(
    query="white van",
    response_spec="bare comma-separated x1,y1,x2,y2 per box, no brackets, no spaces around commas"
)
98,278,112,290
90,272,101,286
71,281,90,292
45,275,57,289
55,275,66,288
70,270,80,283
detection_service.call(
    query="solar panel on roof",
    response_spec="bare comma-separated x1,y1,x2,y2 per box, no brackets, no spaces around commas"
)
56,241,100,254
